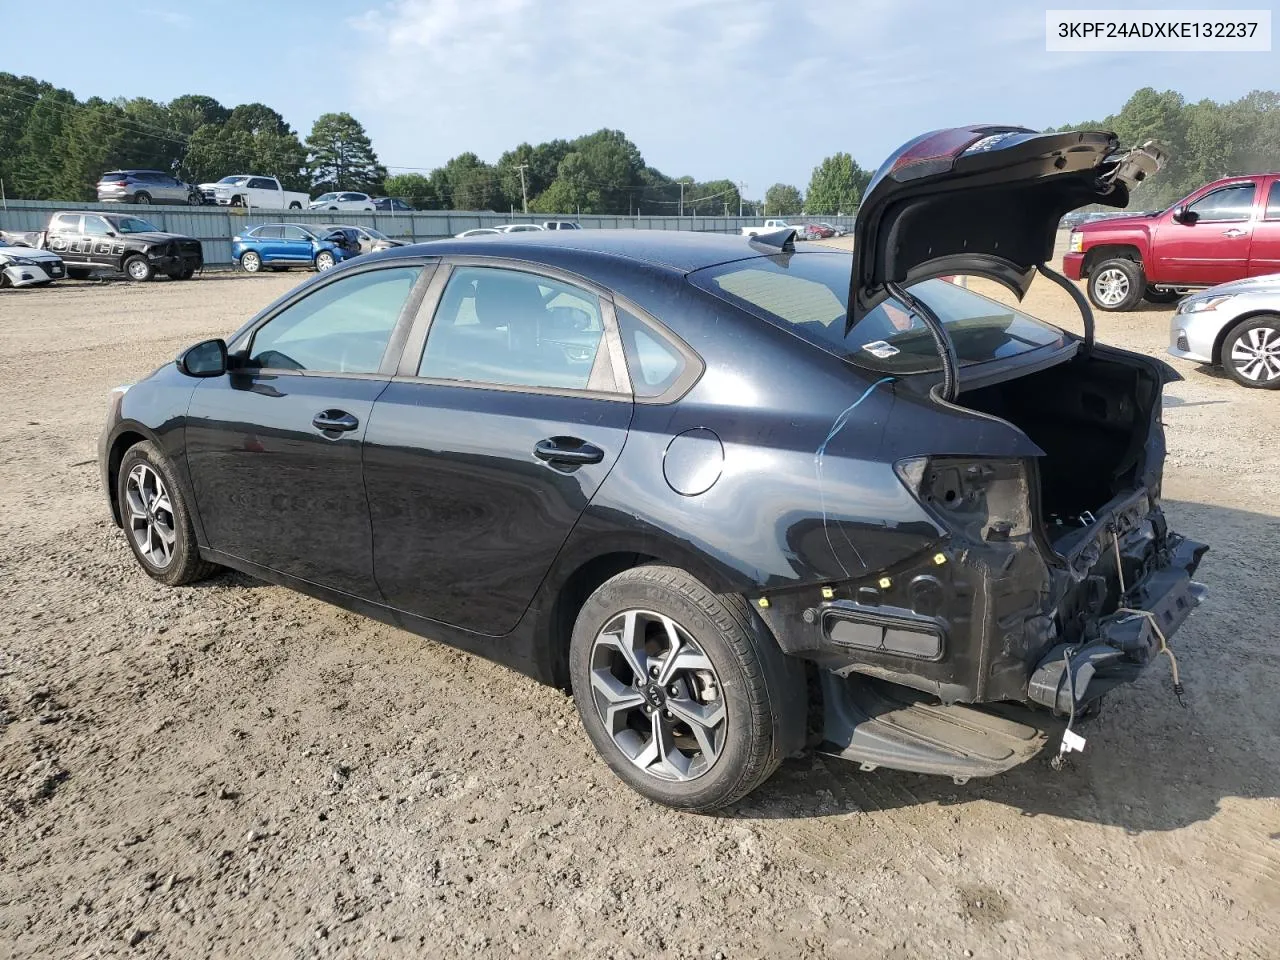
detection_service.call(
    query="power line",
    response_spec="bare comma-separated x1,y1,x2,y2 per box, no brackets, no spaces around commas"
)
0,87,193,148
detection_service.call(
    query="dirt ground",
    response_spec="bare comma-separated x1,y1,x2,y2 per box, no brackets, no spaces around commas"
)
1,241,1277,960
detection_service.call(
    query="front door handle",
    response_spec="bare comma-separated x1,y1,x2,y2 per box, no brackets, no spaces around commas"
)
1222,228,1249,238
534,437,604,465
312,409,359,433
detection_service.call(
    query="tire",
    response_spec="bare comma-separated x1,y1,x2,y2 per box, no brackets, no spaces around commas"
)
179,268,195,280
314,251,336,272
133,192,152,205
288,202,302,210
1087,258,1144,311
1221,314,1280,389
231,195,245,208
0,271,10,289
67,267,91,280
116,441,218,586
187,192,202,206
1143,285,1180,305
123,255,154,282
240,251,262,273
569,565,807,811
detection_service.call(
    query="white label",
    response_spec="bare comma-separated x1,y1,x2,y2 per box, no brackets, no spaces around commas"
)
1046,10,1271,51
1061,729,1088,754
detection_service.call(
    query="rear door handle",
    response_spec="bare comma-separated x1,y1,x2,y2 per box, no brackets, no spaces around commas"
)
1222,228,1249,238
533,437,604,465
312,409,359,433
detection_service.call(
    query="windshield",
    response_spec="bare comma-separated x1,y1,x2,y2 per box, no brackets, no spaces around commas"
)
114,217,161,234
218,176,249,185
691,252,1065,375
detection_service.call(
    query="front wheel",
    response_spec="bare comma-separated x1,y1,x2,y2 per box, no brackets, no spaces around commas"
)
569,566,806,811
240,251,262,273
314,251,336,272
187,192,202,206
1087,258,1144,311
123,255,154,282
117,441,219,586
1222,315,1280,389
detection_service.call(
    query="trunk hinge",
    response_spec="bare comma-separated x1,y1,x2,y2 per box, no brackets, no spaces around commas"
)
1038,262,1094,355
886,280,960,401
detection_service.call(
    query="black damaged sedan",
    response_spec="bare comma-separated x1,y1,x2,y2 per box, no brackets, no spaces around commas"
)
100,127,1207,810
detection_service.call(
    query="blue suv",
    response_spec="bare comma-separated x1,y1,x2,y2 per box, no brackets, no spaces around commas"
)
232,223,361,273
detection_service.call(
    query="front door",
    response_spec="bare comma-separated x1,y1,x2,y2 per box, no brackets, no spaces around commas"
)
185,263,426,597
1152,180,1258,285
281,225,316,262
363,264,633,635
1248,179,1280,277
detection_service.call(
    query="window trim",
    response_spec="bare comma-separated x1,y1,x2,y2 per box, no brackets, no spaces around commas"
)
227,258,439,379
611,293,704,405
1186,181,1258,223
1264,179,1280,221
393,257,634,402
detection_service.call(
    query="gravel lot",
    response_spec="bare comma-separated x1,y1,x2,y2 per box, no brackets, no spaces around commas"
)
2,245,1278,959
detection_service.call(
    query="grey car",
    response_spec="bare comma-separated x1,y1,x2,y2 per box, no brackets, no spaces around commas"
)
318,224,405,255
97,170,200,206
1169,273,1280,388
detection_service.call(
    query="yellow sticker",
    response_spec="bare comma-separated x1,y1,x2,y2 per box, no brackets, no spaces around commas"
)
878,577,892,589
821,586,835,600
933,553,947,565
757,597,770,609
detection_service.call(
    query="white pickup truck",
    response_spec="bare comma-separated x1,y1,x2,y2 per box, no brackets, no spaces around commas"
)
199,175,309,210
740,219,793,237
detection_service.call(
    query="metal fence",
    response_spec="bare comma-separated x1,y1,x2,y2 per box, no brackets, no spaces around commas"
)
0,199,857,267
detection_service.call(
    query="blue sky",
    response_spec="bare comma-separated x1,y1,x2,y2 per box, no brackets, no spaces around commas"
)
2,1,1276,195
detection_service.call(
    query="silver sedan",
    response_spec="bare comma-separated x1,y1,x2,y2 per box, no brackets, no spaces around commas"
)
1169,274,1280,389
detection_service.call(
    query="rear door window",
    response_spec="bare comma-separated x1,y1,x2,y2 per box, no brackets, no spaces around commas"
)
417,266,610,391
691,253,1064,376
1265,181,1280,220
51,214,81,232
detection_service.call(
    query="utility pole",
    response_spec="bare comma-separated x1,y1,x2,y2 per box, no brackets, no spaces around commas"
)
516,163,529,214
678,181,686,218
738,182,746,218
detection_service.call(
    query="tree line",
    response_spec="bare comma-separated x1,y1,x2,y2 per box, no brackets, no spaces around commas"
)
1049,87,1280,208
0,72,873,215
4,73,1273,215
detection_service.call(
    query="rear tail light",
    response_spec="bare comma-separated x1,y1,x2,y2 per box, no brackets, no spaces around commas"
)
895,456,1031,542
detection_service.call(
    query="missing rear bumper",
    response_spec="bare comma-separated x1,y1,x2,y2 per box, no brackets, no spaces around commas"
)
1027,536,1207,714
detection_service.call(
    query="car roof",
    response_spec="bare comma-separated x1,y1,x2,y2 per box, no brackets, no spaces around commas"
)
394,229,819,273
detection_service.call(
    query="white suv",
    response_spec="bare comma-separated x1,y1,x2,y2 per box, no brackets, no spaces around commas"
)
309,192,376,211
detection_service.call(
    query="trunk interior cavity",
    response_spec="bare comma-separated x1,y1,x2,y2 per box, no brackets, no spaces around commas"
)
958,353,1163,543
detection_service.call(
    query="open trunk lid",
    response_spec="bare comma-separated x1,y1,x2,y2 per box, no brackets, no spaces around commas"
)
847,126,1165,331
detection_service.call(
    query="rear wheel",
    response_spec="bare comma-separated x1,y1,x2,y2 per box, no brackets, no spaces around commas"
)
133,192,152,205
1143,285,1180,305
240,251,262,273
67,267,91,280
569,566,806,811
1087,258,1144,311
117,441,218,586
314,250,336,272
288,202,302,210
1222,315,1280,389
123,255,154,282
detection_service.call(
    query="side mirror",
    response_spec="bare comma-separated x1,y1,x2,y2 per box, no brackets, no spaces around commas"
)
1172,205,1196,224
177,338,228,377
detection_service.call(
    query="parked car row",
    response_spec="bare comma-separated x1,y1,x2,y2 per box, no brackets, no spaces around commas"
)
95,168,412,213
0,211,203,282
454,221,582,238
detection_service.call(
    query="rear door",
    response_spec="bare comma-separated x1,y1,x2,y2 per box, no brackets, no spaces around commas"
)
81,215,127,271
44,214,87,264
1153,180,1258,285
363,261,634,635
1248,178,1280,277
248,177,278,207
251,225,284,261
185,262,430,596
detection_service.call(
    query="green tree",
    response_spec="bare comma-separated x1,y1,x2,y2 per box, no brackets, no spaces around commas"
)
166,94,229,134
764,183,803,215
305,112,386,192
384,172,438,209
183,126,255,184
806,153,868,215
431,152,502,210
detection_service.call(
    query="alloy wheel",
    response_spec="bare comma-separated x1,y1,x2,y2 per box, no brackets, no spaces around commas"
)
241,252,261,273
316,252,336,271
1093,267,1130,307
588,609,726,782
124,463,176,569
126,259,151,281
1230,325,1280,383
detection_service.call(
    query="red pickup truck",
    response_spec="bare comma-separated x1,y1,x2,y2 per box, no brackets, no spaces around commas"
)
1063,173,1280,311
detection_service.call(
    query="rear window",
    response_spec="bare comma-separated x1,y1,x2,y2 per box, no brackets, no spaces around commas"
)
690,253,1065,375
100,172,127,181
